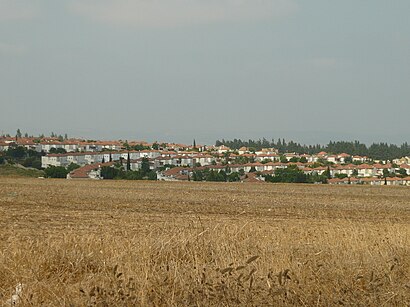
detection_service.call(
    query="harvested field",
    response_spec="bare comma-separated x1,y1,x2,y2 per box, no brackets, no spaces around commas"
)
0,178,409,306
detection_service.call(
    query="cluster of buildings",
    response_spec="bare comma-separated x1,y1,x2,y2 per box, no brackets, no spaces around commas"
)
1,136,410,185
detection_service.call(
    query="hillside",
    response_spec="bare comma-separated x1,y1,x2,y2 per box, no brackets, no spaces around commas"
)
0,164,44,178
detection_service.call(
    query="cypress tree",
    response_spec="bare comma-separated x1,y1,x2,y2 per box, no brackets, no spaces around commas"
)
127,152,131,171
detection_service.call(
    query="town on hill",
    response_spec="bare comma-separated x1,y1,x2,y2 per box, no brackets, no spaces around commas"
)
1,131,410,185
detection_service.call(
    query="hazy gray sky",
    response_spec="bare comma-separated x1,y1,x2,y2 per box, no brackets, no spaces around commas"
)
1,0,409,145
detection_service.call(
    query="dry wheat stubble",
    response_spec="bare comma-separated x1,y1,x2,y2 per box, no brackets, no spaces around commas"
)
0,178,409,306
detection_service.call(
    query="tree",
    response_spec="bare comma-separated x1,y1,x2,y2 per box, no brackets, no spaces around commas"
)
101,166,116,179
16,129,22,138
228,172,240,182
49,148,67,154
123,141,130,150
323,166,332,179
147,171,157,180
126,152,131,171
398,168,408,177
140,157,150,175
67,163,80,172
382,169,391,178
44,166,68,178
279,156,288,163
265,165,307,183
192,170,204,181
299,157,308,163
152,142,159,150
6,146,26,159
22,157,42,169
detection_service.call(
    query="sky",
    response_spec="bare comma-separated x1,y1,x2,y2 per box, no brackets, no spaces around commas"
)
1,0,409,145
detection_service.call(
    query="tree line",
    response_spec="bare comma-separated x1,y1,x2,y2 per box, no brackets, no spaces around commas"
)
215,138,410,161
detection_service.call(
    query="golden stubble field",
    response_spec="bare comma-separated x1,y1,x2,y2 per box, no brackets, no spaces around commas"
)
0,178,409,306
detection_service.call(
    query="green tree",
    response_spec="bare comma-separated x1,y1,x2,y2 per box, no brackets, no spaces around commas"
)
398,168,408,177
22,157,42,169
382,169,391,178
289,157,299,163
265,165,307,183
192,170,204,181
16,129,22,138
100,166,119,179
140,157,151,175
6,146,26,159
126,152,131,171
299,157,308,163
334,173,348,179
44,166,68,178
67,163,81,172
147,171,157,180
228,172,240,182
49,147,67,154
279,156,288,163
323,166,332,179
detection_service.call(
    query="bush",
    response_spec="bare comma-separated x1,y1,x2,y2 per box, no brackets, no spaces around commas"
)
0,156,4,164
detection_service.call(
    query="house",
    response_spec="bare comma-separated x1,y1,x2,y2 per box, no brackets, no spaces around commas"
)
399,164,410,175
337,153,351,164
283,153,300,161
255,154,280,163
352,155,368,163
361,177,384,185
326,155,337,164
41,154,68,168
217,145,230,154
238,147,249,155
158,167,190,181
328,177,361,185
356,164,376,177
193,154,215,166
67,162,114,179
